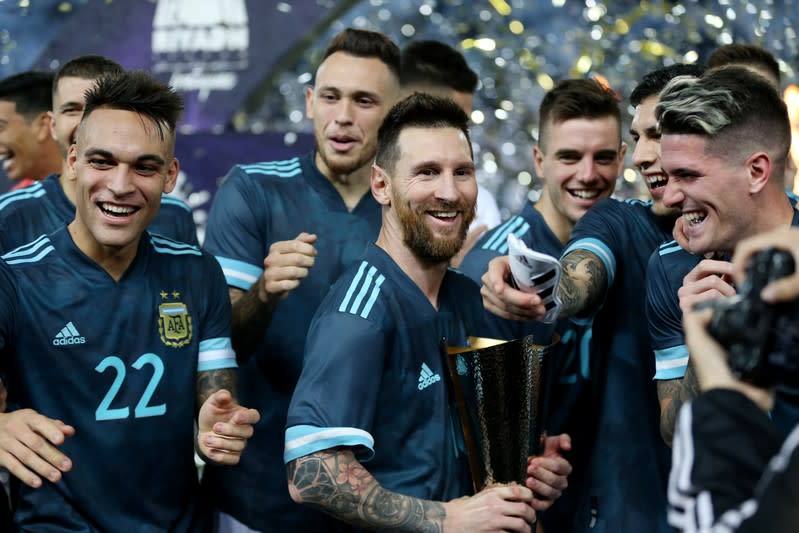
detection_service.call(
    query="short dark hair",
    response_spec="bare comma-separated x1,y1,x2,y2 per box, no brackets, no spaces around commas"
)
707,44,780,86
657,66,790,176
538,78,621,151
53,55,124,95
82,70,183,146
0,71,54,119
375,92,471,174
400,40,478,94
321,28,401,81
629,64,706,106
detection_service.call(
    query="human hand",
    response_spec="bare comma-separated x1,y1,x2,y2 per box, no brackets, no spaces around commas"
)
683,307,775,411
258,232,318,305
450,224,488,269
526,433,572,511
0,409,74,488
480,256,547,321
731,227,799,303
197,389,260,465
443,484,536,533
677,259,736,313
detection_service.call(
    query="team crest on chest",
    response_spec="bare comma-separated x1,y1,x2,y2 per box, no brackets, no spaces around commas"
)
158,290,193,347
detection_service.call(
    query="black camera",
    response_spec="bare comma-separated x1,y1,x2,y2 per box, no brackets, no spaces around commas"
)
706,248,799,388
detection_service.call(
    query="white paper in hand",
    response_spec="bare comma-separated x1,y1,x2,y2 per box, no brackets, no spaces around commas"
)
506,233,562,323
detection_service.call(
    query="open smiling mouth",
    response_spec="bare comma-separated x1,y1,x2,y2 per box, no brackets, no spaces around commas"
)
568,189,601,200
429,210,458,221
98,202,139,218
682,209,707,225
646,174,668,190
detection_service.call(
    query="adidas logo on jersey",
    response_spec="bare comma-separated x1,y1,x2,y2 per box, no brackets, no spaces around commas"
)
417,362,441,390
52,322,86,346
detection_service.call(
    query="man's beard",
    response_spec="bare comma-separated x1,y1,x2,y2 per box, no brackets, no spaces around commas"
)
395,194,475,263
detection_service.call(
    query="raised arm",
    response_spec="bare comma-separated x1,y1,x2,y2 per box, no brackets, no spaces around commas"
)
288,448,536,533
230,232,317,360
480,249,608,322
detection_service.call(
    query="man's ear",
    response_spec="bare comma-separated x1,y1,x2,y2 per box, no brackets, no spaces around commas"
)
163,157,180,194
33,111,52,143
746,151,772,194
305,86,314,120
66,144,79,182
371,164,391,206
47,110,57,141
533,145,546,182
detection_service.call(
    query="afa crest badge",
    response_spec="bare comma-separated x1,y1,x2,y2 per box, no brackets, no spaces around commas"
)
158,299,193,348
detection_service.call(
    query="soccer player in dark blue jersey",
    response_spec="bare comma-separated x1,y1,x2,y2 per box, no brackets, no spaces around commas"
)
0,71,61,190
458,78,624,530
480,64,703,533
286,92,569,533
201,29,401,532
0,55,198,252
0,70,259,532
648,66,799,443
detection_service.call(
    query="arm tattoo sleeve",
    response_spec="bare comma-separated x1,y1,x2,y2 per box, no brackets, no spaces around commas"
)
558,250,608,318
230,286,278,363
657,363,700,446
288,449,446,532
196,368,238,408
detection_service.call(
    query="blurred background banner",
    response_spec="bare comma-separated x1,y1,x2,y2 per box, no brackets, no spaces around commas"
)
2,0,798,221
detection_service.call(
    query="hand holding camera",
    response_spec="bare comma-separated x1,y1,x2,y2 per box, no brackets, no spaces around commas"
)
685,227,799,409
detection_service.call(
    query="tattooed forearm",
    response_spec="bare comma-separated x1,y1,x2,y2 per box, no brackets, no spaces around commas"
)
230,286,278,363
287,449,446,532
196,368,238,407
557,250,608,318
657,364,700,446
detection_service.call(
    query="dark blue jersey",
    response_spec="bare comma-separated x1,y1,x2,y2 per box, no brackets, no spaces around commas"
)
560,197,675,533
0,227,236,532
201,153,381,531
286,243,482,509
647,206,799,436
0,174,198,253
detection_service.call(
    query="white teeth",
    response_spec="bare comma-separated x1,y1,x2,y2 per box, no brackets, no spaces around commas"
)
570,190,599,199
100,203,135,215
682,211,706,224
430,211,456,218
647,174,668,187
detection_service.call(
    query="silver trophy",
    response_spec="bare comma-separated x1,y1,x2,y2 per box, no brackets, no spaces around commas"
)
446,335,556,492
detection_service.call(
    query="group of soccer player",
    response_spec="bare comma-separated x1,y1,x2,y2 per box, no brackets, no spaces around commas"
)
0,23,795,533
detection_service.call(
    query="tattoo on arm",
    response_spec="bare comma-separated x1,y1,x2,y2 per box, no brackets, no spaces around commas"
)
230,286,278,363
558,250,608,318
196,368,238,408
288,449,446,532
657,364,700,446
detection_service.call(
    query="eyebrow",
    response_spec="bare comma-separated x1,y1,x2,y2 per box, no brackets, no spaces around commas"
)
554,148,619,158
84,148,166,166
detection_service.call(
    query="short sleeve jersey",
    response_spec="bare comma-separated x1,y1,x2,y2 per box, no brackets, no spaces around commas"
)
201,153,381,530
0,227,236,532
0,174,198,253
560,197,675,533
286,243,483,504
648,206,799,380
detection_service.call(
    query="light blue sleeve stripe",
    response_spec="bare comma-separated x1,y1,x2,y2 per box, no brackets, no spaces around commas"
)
160,195,192,212
484,217,521,251
284,425,375,463
0,184,45,210
2,234,50,259
659,244,683,256
349,266,377,315
563,238,616,289
200,337,232,352
339,261,368,312
4,245,55,265
215,256,263,290
198,357,237,372
360,275,385,318
654,345,689,380
499,222,531,254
